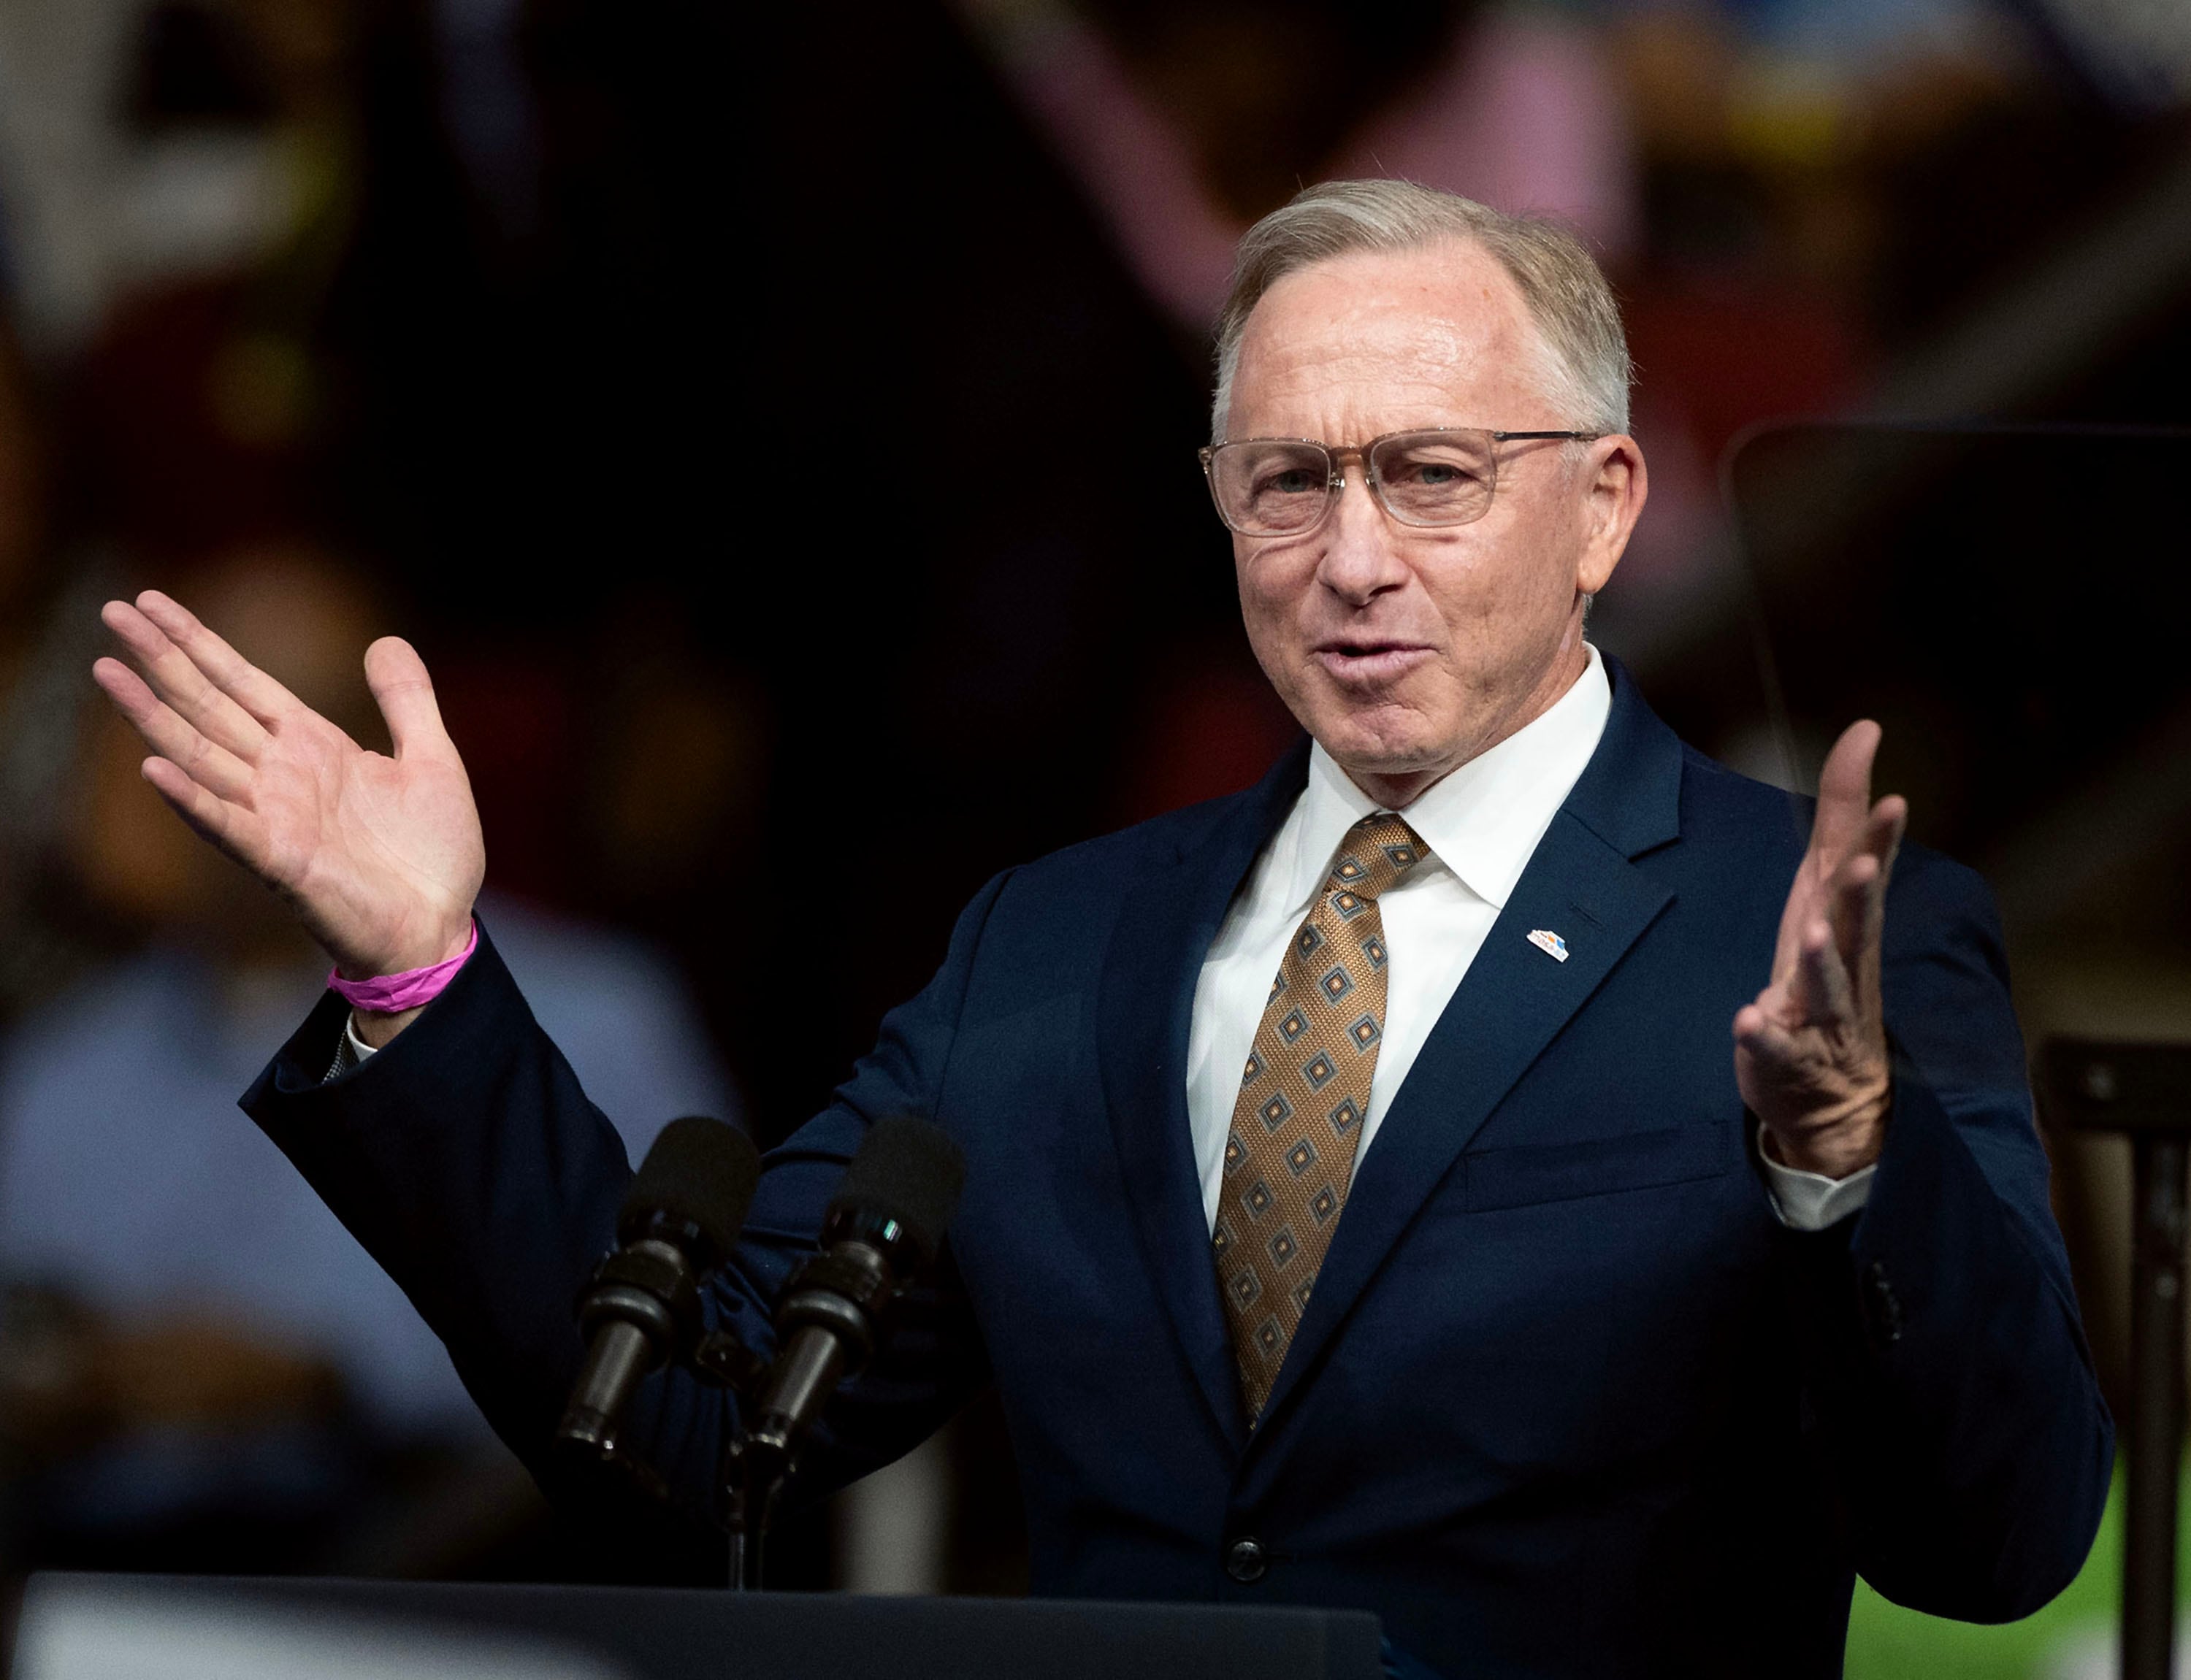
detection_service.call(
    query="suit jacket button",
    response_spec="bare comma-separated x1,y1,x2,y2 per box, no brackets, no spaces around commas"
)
1225,1538,1268,1583
1865,1260,1905,1345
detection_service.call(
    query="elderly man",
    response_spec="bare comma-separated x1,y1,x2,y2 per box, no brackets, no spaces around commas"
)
94,181,2107,1676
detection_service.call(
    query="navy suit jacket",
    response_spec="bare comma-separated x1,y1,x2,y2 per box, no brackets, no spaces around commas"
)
245,658,2110,1677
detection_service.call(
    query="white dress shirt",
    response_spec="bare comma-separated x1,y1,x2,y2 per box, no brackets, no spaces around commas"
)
1183,644,1873,1235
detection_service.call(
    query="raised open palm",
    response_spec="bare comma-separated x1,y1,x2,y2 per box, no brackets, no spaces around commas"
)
1733,719,1908,1178
93,590,483,982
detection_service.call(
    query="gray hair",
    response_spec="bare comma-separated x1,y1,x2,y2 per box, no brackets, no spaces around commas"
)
1209,179,1632,442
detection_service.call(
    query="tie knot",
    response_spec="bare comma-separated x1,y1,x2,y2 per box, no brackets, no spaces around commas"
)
1324,813,1426,902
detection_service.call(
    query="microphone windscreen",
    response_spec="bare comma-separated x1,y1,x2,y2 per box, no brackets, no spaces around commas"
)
621,1115,762,1259
828,1115,966,1265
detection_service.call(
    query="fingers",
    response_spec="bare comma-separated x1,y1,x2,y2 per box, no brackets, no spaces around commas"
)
1824,852,1876,972
363,637,455,762
93,651,163,724
1732,1000,1807,1074
1867,793,1908,870
93,656,257,802
1813,718,1881,840
1796,721,1903,931
101,597,275,759
133,591,305,726
1798,721,1884,894
1753,910,1858,1037
1796,916,1857,1025
138,754,264,864
1825,795,1906,1005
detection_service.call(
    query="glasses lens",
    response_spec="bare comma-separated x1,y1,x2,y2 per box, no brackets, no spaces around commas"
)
1212,442,1331,534
1371,432,1495,526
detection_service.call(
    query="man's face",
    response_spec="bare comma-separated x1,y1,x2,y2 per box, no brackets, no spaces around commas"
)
1224,242,1640,803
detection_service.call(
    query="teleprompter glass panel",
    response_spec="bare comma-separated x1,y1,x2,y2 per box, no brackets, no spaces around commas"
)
1648,423,2191,959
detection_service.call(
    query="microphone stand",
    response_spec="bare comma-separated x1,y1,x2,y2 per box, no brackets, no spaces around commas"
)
714,1330,851,1589
722,1435,788,1592
649,1261,873,1591
686,1329,771,1592
708,1237,892,1589
676,1117,963,1591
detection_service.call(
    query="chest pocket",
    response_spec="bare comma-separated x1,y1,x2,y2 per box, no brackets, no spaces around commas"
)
1461,1121,1736,1213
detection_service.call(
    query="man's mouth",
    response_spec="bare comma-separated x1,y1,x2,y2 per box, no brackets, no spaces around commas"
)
1312,641,1434,686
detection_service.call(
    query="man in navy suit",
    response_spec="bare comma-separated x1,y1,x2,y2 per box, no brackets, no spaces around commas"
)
93,181,2108,1675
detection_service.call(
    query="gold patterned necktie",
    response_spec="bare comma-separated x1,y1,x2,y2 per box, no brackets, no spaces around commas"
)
1215,811,1426,1419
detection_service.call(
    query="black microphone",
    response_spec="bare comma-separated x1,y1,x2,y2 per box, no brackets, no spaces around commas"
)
743,1116,966,1476
557,1115,762,1459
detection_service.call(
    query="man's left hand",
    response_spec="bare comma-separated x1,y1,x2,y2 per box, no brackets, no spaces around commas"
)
1735,720,1908,1180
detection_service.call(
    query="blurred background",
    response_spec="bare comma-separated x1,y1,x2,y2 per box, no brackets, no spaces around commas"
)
0,0,2184,1671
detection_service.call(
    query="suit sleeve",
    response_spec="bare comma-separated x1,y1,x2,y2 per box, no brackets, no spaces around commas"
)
242,877,1015,1536
1786,848,2114,1621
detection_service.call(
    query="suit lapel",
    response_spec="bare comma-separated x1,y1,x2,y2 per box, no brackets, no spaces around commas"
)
1255,661,1686,1429
1098,740,1311,1451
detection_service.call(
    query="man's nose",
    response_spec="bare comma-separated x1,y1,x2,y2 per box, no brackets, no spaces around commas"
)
1315,473,1409,605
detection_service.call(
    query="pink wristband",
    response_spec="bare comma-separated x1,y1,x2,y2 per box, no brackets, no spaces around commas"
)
329,921,478,1013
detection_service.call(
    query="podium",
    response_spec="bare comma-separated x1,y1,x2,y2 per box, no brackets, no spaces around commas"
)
12,1572,1386,1680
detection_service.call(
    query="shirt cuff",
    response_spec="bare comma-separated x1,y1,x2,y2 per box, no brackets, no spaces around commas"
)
324,1016,378,1083
1757,1122,1876,1231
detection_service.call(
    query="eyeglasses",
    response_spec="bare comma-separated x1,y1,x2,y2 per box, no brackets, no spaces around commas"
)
1198,428,1602,538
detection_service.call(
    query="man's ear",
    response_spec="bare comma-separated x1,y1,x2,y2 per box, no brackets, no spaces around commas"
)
1577,435,1648,595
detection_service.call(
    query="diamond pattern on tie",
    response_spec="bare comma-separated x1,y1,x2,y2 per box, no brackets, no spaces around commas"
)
1216,810,1424,1419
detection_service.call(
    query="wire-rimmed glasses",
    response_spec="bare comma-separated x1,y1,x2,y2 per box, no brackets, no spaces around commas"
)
1198,428,1603,537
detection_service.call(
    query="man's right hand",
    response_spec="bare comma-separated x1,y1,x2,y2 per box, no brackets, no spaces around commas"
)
93,591,483,1045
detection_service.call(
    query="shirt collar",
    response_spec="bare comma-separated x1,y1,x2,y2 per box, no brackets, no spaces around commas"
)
1285,643,1613,913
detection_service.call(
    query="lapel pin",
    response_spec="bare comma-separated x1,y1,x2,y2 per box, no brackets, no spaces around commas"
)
1527,929,1569,962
